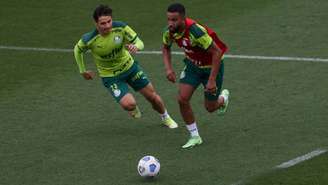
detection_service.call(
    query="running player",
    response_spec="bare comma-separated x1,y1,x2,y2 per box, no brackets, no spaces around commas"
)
162,3,230,148
74,4,178,128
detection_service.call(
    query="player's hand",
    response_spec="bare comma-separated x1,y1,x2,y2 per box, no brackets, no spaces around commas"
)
81,70,96,80
166,69,176,83
205,80,217,95
125,44,138,54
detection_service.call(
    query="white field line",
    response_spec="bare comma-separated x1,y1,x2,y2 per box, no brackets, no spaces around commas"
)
1,44,327,185
230,148,327,185
276,149,327,169
0,45,72,53
1,45,328,63
1,44,327,183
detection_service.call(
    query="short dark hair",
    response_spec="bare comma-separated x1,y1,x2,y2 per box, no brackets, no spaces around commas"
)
167,3,185,16
93,4,112,21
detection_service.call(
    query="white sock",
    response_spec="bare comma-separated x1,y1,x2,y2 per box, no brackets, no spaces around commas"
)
186,122,199,137
219,94,228,103
160,109,169,120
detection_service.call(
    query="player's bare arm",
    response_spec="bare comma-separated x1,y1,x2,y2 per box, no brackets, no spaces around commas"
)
125,44,138,54
205,42,223,94
125,36,144,54
162,45,176,83
81,70,96,80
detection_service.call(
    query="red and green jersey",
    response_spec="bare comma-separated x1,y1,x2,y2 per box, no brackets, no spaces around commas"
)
163,18,227,67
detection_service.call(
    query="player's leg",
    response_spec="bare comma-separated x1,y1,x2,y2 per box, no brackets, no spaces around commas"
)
119,93,142,118
102,77,141,118
138,83,178,129
179,65,203,148
178,83,203,148
202,62,230,114
204,90,229,114
216,62,230,114
128,61,177,128
138,83,165,114
178,83,195,124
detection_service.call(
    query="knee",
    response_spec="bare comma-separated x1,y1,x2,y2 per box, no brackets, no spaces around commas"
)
121,100,136,111
177,95,189,106
147,92,160,103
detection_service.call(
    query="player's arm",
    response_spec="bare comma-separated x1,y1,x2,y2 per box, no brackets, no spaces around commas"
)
192,24,223,94
206,42,223,94
124,25,144,54
162,31,176,83
73,40,95,80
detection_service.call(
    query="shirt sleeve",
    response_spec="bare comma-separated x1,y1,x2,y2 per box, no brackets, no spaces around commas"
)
190,24,213,50
162,29,173,48
123,25,138,43
123,25,144,50
73,39,88,73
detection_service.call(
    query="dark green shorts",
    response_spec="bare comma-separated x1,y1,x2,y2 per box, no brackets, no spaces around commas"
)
179,59,224,101
101,61,150,102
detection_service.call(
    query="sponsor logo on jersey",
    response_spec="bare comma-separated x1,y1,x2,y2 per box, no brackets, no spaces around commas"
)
101,45,123,59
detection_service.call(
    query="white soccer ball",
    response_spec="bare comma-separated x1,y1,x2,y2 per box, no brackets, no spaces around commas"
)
137,155,160,177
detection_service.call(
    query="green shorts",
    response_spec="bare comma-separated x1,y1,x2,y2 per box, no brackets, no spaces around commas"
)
101,61,150,102
179,59,224,101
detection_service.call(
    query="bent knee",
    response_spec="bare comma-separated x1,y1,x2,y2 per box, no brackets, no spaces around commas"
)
177,95,190,105
120,100,136,111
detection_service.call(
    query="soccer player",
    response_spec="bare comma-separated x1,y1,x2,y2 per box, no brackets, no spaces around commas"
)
162,3,230,148
74,4,178,129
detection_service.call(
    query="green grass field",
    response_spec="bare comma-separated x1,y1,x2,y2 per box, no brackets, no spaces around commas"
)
1,0,328,185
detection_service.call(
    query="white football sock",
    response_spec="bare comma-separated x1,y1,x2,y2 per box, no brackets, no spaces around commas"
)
186,122,199,137
219,94,228,103
160,109,169,120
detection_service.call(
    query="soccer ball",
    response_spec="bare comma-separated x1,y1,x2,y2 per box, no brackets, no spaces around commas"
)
137,155,160,177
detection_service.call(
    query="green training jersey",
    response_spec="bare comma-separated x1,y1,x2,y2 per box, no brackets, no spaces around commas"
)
162,23,212,50
74,21,144,77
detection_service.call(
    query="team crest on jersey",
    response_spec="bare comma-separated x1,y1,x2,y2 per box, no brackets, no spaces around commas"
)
114,36,122,44
182,39,189,47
